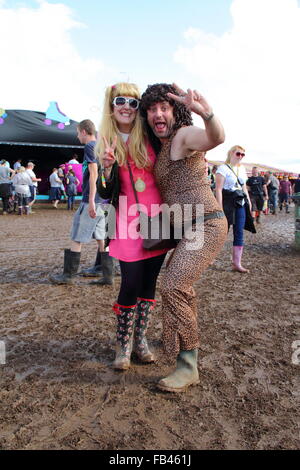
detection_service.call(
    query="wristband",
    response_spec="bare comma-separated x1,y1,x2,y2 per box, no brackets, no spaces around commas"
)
203,112,214,121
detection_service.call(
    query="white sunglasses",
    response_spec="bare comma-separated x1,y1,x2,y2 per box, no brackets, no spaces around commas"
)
112,96,140,110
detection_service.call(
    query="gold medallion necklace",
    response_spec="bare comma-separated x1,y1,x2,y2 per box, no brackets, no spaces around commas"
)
135,177,146,192
127,152,146,192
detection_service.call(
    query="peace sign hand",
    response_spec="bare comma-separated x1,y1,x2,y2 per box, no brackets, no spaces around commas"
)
167,83,213,120
102,135,117,168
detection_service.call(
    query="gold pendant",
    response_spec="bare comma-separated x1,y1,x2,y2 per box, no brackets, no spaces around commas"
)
135,178,146,192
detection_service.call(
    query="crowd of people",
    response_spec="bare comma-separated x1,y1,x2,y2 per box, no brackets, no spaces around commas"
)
1,156,297,219
1,82,300,394
0,156,83,214
0,159,41,215
209,164,299,217
49,164,80,210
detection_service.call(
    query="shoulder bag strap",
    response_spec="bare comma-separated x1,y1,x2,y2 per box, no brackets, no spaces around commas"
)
127,160,141,214
226,163,244,188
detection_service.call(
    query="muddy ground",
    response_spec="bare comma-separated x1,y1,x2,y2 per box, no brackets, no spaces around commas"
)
0,203,299,450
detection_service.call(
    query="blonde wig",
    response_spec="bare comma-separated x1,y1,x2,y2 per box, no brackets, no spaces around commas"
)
225,145,246,164
95,82,149,168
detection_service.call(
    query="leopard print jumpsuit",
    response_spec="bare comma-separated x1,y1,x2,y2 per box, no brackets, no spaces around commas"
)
154,134,228,360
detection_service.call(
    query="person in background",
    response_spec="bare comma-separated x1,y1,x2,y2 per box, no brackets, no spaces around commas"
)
265,171,279,215
246,166,268,223
210,164,218,193
207,165,211,180
12,166,32,215
68,154,80,164
58,165,67,201
49,168,62,209
65,168,79,210
26,162,41,213
0,159,15,214
13,159,22,171
279,176,292,213
2,160,11,168
215,145,252,273
293,174,300,194
50,120,108,286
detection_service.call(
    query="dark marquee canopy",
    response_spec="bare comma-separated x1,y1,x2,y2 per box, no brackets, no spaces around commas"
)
0,108,84,194
0,109,83,148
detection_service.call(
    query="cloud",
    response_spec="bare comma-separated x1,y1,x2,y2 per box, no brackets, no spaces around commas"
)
174,0,300,172
0,0,115,124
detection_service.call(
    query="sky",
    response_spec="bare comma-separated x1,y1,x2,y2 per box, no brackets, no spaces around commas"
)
0,0,300,172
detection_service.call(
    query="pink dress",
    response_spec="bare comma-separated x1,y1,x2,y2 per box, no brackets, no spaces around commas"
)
109,143,170,262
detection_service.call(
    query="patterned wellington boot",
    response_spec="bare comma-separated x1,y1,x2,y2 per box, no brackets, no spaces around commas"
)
112,303,136,370
133,298,156,363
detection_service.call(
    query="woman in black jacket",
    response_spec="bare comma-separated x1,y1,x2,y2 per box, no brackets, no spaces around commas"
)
215,145,254,273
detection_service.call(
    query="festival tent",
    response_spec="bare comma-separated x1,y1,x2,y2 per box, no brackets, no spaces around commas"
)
0,105,84,194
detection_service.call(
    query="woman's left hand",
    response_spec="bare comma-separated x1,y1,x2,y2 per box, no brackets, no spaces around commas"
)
167,83,213,120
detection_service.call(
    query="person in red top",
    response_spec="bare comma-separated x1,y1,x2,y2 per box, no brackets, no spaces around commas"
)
279,176,292,213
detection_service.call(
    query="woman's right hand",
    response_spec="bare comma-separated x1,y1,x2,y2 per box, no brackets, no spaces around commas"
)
102,136,117,168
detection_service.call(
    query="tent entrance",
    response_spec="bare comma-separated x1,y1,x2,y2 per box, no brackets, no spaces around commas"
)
0,143,83,195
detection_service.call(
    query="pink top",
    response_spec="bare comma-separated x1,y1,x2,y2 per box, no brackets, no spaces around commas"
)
109,143,170,262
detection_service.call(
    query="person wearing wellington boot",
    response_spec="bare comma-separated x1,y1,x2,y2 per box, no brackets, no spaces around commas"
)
49,119,107,285
140,83,227,392
95,83,171,370
79,248,103,277
0,160,15,214
12,166,32,216
79,249,120,280
215,146,254,274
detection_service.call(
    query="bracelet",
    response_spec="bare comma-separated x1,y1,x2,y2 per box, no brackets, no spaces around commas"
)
203,112,214,122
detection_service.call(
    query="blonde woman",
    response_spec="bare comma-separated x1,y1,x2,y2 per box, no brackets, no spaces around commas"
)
215,145,253,273
96,83,170,371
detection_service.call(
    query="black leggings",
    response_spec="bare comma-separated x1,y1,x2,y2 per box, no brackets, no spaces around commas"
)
0,183,11,212
118,254,166,306
1,196,9,212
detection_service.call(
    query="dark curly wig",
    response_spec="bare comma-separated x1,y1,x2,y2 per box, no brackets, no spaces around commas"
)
140,83,193,154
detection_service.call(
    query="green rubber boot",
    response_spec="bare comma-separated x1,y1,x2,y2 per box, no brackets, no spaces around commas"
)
157,349,200,393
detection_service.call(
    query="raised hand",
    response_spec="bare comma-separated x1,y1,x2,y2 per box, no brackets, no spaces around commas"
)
167,83,213,120
102,135,117,168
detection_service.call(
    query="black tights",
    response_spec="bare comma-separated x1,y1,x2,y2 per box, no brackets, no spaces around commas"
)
117,254,166,306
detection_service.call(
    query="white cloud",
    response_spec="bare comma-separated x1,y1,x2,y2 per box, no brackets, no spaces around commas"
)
174,0,300,172
0,0,115,124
